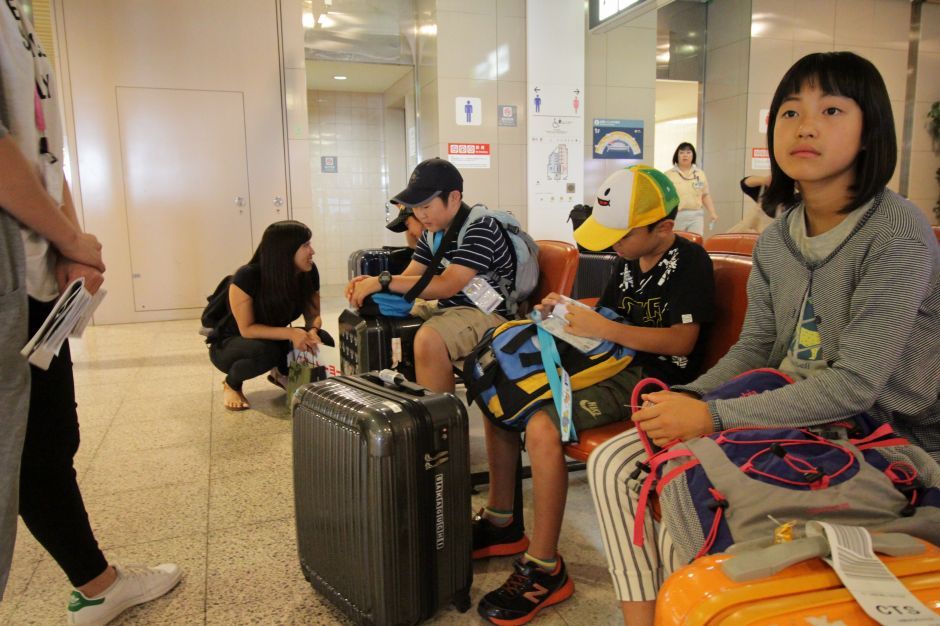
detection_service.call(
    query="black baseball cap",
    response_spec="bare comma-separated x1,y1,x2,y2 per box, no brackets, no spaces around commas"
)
390,158,463,208
385,204,413,233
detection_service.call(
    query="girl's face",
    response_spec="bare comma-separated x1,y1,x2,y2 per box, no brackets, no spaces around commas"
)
293,240,314,273
773,83,863,190
677,149,694,168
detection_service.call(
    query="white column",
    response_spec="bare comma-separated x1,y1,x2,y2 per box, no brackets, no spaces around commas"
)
525,0,585,242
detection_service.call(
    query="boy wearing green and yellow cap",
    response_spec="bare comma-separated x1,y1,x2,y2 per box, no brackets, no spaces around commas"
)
475,166,715,625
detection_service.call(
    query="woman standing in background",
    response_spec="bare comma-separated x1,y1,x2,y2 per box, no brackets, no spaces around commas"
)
665,142,719,235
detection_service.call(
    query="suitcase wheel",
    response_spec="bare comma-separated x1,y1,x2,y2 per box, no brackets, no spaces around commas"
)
453,590,472,613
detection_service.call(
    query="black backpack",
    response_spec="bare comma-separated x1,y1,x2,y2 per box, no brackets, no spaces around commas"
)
199,275,232,343
568,204,615,254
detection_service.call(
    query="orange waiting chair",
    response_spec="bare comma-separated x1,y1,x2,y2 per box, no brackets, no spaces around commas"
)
704,232,759,257
562,253,753,463
676,231,703,246
525,240,579,311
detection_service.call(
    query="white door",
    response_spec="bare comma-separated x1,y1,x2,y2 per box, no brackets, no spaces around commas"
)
117,87,253,312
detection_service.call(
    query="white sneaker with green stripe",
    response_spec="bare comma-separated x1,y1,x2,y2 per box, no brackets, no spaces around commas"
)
67,563,181,626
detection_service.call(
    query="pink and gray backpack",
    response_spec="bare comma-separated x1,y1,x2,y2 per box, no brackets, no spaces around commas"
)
630,369,940,563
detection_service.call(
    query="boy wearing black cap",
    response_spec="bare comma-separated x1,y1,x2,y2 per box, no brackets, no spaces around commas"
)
385,202,424,249
346,158,516,393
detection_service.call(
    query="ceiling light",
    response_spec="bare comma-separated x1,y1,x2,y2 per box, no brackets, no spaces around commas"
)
333,75,347,80
302,11,314,28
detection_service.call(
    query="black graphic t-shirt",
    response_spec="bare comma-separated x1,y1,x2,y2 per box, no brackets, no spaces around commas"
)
597,235,715,384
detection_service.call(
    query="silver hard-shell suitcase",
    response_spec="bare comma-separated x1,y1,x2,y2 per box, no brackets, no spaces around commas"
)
292,372,472,624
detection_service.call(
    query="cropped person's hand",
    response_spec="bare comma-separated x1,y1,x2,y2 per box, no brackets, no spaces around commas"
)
534,292,562,316
55,259,105,295
305,328,322,353
632,391,712,447
562,305,612,339
349,276,380,309
708,212,719,223
344,275,369,301
289,327,318,352
55,231,105,272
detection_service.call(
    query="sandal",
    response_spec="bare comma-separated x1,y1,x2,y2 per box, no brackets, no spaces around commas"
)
267,373,286,390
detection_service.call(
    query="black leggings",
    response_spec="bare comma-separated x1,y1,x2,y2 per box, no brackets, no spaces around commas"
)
209,336,290,391
19,297,108,588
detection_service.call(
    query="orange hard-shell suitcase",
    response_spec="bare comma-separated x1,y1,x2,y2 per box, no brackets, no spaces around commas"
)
656,540,940,625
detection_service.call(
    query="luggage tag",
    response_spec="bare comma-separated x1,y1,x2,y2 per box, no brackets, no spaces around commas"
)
808,522,940,626
463,276,503,314
533,318,576,443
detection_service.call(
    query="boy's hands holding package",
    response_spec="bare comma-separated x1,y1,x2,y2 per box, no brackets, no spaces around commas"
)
536,292,612,339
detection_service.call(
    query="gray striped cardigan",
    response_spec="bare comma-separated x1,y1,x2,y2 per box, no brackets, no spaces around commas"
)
674,189,940,461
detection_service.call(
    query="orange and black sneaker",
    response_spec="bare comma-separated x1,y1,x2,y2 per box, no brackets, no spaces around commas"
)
472,509,530,559
477,556,575,625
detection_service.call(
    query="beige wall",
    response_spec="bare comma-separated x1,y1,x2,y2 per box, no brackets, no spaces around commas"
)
706,0,938,227
584,9,658,205
307,91,390,285
54,0,296,324
416,0,439,162
391,0,657,234
283,0,314,233
911,2,940,225
417,0,528,223
383,70,419,216
702,0,751,234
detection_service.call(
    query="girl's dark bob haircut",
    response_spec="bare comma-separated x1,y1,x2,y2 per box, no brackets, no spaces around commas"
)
671,142,697,166
762,51,896,217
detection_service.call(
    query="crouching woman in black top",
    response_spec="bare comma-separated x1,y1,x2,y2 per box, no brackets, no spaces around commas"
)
209,221,321,410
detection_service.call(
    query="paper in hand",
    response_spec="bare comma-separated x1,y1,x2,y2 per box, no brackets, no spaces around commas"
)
20,277,107,370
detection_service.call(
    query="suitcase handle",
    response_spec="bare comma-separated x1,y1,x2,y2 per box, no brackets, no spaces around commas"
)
364,369,427,396
722,530,924,582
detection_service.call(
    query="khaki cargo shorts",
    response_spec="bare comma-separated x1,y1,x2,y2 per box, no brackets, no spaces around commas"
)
413,303,507,363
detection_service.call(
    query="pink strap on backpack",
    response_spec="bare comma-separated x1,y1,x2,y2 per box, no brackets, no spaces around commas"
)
630,377,671,457
629,377,681,548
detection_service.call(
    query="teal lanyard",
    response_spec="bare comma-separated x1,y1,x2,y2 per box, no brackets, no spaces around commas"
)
534,322,575,443
430,230,443,255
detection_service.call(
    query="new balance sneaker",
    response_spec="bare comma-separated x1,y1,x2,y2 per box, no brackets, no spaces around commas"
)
472,509,529,559
477,556,575,625
67,563,182,626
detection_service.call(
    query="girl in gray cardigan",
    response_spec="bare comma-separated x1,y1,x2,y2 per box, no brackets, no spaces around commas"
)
589,52,939,626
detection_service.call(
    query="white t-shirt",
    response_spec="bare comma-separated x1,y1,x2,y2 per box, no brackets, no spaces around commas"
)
0,0,64,301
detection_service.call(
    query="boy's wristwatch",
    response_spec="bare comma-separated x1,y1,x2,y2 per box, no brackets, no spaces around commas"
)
377,271,392,292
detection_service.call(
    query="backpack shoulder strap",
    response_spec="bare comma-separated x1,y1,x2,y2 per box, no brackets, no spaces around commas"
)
403,203,471,302
456,203,490,246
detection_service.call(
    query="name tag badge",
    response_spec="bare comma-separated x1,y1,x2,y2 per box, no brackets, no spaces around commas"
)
463,276,503,314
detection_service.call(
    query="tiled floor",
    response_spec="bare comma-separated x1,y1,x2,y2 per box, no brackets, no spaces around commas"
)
1,296,623,625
